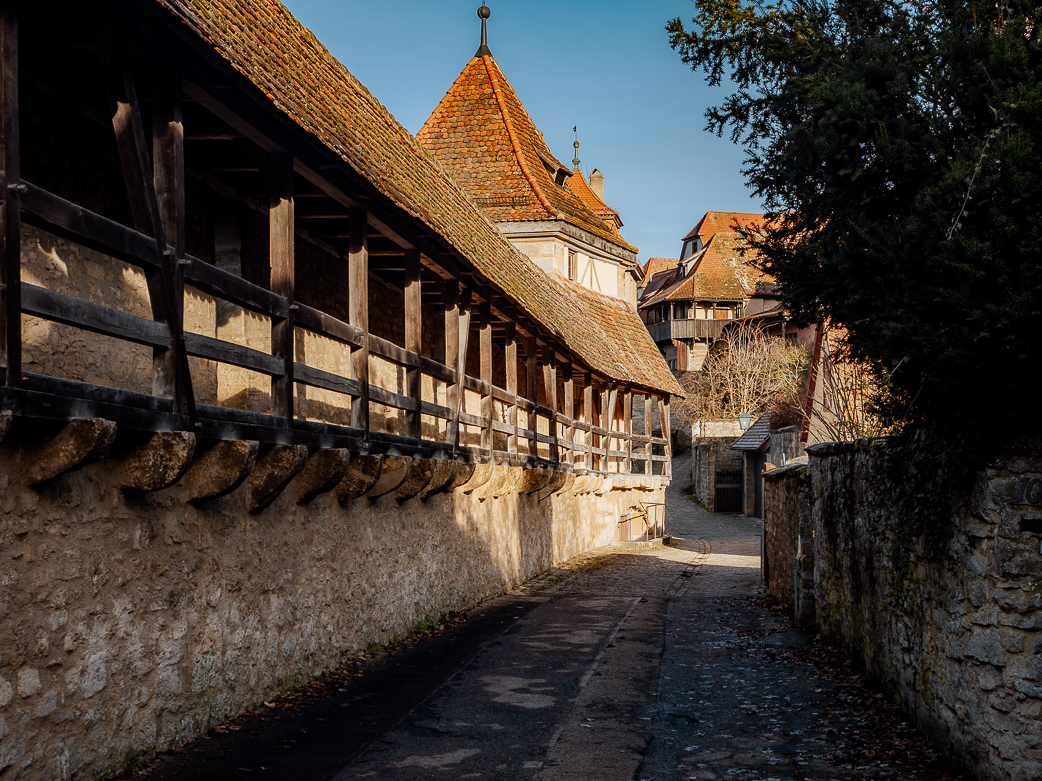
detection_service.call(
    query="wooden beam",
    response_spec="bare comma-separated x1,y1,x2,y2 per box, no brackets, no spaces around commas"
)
505,323,517,457
404,248,422,441
623,390,633,475
606,387,619,474
479,300,492,456
562,363,574,468
599,388,610,472
152,66,195,417
443,279,459,447
269,152,295,420
349,207,368,434
449,288,472,452
543,344,558,464
661,397,672,478
0,0,19,387
583,376,594,472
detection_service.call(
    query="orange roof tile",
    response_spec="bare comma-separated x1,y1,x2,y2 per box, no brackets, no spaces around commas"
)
640,233,774,307
683,212,767,243
567,168,623,233
153,0,677,397
641,257,680,281
418,55,637,254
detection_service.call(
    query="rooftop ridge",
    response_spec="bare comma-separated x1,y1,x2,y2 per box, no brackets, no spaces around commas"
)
481,55,556,218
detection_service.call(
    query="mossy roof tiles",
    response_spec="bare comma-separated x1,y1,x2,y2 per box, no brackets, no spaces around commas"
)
154,0,677,397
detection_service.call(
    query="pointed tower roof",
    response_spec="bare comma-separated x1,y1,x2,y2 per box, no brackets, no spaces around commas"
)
418,55,636,253
567,167,623,235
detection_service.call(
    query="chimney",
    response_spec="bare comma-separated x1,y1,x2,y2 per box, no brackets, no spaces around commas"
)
589,168,604,200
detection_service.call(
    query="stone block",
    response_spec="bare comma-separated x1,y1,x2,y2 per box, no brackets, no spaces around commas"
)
443,462,476,493
335,454,384,502
295,449,351,504
491,467,524,498
472,465,511,501
120,432,197,493
516,468,549,495
966,630,1005,666
0,410,11,445
395,458,435,501
994,588,1042,613
28,418,117,485
417,460,459,499
185,440,259,502
364,456,412,499
999,538,1042,578
246,445,309,513
1003,611,1042,631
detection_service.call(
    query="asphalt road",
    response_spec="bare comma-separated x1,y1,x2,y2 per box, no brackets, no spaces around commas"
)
147,456,958,781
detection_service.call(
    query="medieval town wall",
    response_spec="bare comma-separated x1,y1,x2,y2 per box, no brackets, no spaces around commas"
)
762,440,1042,781
0,426,664,780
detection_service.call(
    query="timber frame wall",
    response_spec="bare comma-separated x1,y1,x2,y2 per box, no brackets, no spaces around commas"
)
0,0,672,480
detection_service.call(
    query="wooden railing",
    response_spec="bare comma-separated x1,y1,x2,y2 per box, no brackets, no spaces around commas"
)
647,318,727,344
2,182,672,479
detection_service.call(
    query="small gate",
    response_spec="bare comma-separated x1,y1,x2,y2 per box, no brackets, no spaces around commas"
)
714,469,743,513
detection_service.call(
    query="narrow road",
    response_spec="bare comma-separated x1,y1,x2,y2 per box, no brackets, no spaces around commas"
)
150,456,954,781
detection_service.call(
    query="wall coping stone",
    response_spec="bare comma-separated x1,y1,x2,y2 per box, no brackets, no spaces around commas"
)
762,462,809,481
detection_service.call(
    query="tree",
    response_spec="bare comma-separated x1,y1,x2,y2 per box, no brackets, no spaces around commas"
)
667,0,1042,439
675,321,810,428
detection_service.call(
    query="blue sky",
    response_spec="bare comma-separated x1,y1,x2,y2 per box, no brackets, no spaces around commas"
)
279,0,762,263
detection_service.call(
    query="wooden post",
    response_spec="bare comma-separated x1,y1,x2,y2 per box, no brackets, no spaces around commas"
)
98,25,183,402
599,387,609,472
606,387,618,473
448,288,472,452
404,249,422,441
542,344,558,464
582,375,594,472
349,207,368,434
525,334,538,456
0,0,19,387
662,396,672,478
269,153,295,420
623,390,633,475
479,300,492,457
152,67,195,417
562,363,574,469
443,279,459,445
505,322,518,458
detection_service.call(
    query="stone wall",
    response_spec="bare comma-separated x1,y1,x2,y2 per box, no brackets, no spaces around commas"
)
691,437,739,511
761,463,813,627
0,425,665,781
805,441,1042,781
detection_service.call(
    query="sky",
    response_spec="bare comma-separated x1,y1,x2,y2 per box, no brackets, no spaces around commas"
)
279,0,762,263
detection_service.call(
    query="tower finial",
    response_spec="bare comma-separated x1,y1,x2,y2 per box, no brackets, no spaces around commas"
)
476,2,492,57
572,126,580,169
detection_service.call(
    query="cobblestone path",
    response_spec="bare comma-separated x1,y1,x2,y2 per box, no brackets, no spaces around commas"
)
150,456,954,781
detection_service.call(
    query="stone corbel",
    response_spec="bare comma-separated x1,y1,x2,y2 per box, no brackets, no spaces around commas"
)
335,454,384,502
364,455,413,499
417,460,460,499
444,463,476,492
395,458,435,501
185,440,260,502
494,466,524,498
295,448,351,504
595,477,614,496
247,445,309,513
536,470,567,502
28,418,118,485
517,468,549,495
572,473,600,495
458,463,495,494
120,432,197,493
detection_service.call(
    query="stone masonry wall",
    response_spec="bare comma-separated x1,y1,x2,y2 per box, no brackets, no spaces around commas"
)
809,441,1042,781
761,463,810,615
691,437,739,511
0,429,664,781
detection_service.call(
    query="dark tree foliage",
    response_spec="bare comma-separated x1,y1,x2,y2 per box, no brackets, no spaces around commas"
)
668,0,1042,438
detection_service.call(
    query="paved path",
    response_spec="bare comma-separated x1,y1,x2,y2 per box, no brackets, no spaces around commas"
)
150,456,951,781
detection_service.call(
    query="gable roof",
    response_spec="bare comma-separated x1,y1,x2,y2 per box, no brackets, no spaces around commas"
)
567,168,623,233
683,211,767,243
731,412,773,451
641,257,679,281
152,0,678,397
640,232,773,308
418,54,637,254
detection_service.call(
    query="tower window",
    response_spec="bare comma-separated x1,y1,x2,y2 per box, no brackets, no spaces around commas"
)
568,250,577,281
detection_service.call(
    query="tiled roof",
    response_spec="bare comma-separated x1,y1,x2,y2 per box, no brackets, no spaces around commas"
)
731,412,773,451
567,168,623,233
639,265,683,303
683,211,767,243
418,55,637,254
153,0,677,397
640,233,773,308
641,257,680,281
